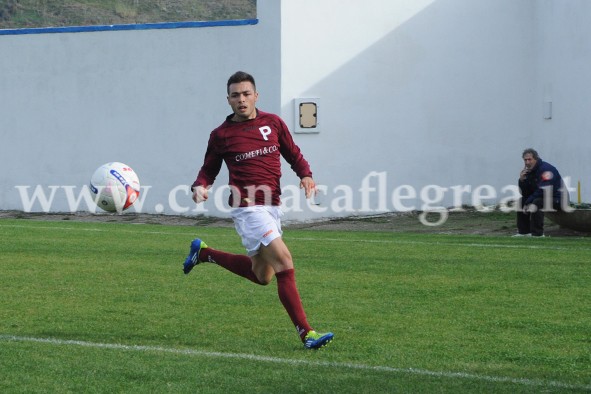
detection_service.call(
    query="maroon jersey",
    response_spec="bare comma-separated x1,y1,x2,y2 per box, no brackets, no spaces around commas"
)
192,110,312,207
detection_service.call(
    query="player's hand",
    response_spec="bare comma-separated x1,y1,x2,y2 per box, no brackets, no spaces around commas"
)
192,185,210,204
300,177,317,199
519,167,529,181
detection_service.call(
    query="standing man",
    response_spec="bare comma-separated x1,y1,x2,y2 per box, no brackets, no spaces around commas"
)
516,148,566,237
183,71,334,349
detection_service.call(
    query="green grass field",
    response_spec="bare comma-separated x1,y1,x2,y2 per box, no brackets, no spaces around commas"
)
0,218,589,393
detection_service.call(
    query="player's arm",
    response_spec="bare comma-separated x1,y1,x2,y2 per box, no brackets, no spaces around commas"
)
276,117,315,197
191,133,222,204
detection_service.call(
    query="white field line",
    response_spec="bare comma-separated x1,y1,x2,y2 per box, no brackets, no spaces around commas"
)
1,223,590,252
0,335,588,391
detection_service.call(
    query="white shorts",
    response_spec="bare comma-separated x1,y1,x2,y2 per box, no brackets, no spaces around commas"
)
231,206,284,256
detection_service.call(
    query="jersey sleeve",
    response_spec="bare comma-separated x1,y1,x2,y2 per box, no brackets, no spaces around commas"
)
192,131,223,189
276,117,313,179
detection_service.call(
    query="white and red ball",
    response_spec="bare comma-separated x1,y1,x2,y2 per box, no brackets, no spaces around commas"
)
90,162,140,213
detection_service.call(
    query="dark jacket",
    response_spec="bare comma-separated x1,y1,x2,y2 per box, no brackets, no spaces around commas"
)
518,159,565,205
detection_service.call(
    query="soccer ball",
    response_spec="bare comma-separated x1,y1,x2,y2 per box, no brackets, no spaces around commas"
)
89,162,140,213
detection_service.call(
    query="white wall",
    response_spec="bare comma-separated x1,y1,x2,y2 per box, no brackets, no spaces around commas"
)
532,0,591,202
1,0,590,220
280,0,539,220
0,3,280,217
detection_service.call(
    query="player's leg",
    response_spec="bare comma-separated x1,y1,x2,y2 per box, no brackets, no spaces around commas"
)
183,205,278,282
185,206,333,348
183,238,262,284
253,238,333,348
252,239,311,338
251,236,292,280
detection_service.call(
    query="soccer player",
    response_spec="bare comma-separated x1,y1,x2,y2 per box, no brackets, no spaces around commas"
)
183,71,334,349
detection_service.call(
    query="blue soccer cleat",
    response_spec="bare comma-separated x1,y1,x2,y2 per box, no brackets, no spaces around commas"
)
183,238,208,275
303,330,334,349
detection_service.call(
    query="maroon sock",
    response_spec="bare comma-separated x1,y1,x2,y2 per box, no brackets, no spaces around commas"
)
276,269,313,340
200,248,262,285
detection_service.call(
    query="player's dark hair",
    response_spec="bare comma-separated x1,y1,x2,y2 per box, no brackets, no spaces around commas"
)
227,71,256,94
522,148,540,160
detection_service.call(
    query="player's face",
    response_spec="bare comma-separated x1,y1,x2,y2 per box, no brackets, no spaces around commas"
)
523,153,537,170
227,81,258,121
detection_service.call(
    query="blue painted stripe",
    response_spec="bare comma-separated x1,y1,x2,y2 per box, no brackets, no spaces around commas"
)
0,18,258,36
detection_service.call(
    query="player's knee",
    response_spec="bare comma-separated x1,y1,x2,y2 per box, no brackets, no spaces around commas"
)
252,265,274,285
257,276,272,286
